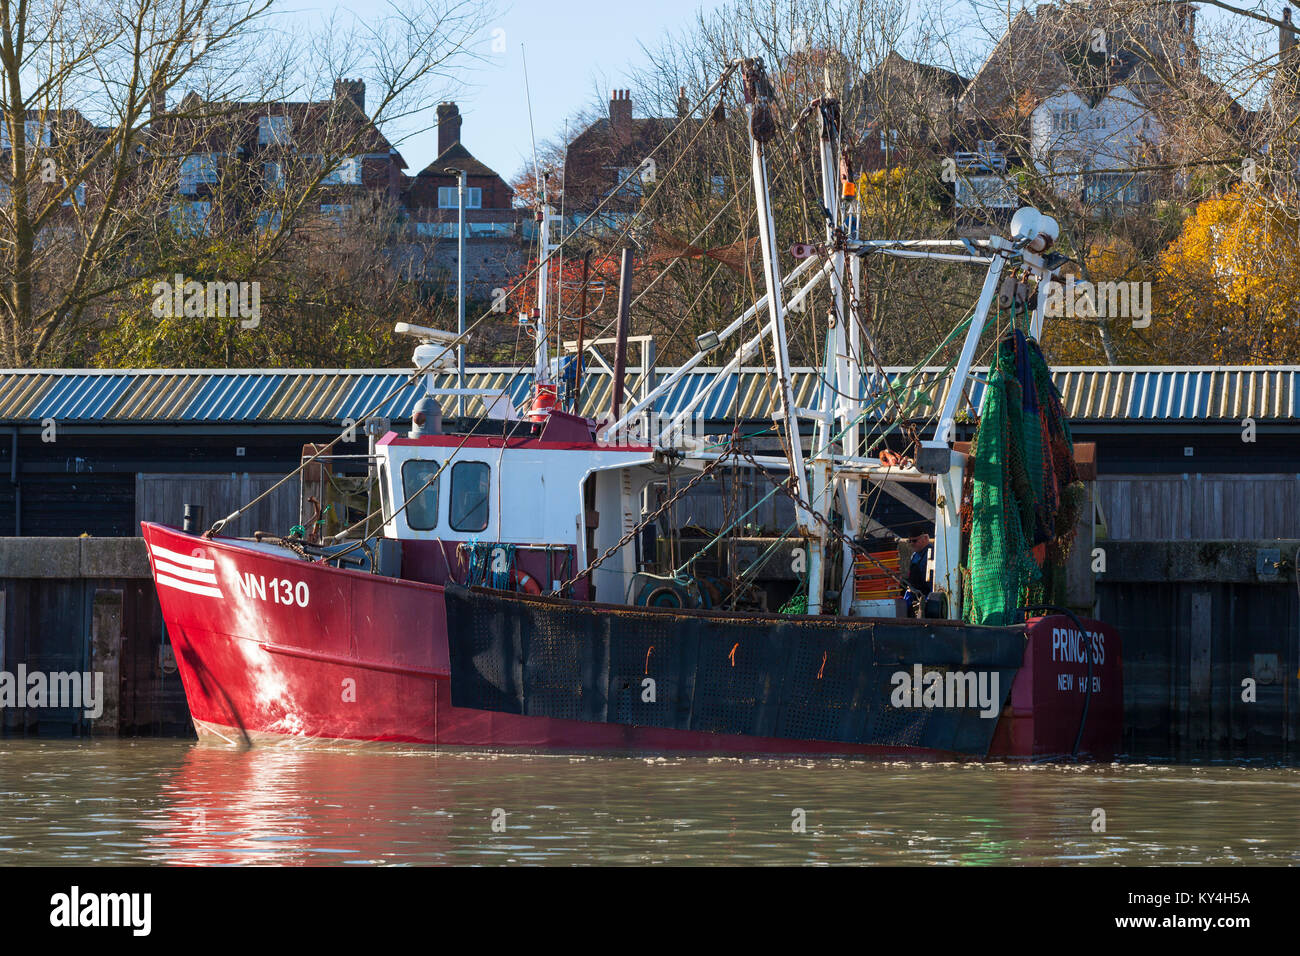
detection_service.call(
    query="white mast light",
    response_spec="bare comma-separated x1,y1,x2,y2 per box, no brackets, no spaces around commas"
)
1009,206,1059,253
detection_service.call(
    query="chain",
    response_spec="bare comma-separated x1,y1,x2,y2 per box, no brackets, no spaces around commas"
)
550,453,728,596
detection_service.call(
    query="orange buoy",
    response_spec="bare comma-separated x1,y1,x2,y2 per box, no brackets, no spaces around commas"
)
510,569,543,594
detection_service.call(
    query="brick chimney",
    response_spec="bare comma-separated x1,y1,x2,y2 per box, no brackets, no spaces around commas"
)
333,78,365,112
676,86,689,118
437,102,462,155
1283,7,1296,62
609,89,633,139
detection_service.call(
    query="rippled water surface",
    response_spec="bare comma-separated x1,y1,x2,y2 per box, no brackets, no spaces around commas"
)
1,741,1298,865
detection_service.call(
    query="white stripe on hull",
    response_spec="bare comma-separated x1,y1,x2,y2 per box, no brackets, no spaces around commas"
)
156,571,224,599
149,543,215,570
153,558,220,584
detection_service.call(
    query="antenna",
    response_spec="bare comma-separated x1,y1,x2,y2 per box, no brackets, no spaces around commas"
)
522,43,541,204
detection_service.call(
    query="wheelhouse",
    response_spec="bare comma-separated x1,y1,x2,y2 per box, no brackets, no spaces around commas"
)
374,432,665,599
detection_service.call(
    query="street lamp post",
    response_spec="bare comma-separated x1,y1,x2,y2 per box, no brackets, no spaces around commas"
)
445,167,467,418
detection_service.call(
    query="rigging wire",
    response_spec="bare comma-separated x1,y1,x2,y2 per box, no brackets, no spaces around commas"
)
203,65,743,539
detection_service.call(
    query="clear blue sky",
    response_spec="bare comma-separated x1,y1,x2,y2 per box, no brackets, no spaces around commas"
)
302,0,727,184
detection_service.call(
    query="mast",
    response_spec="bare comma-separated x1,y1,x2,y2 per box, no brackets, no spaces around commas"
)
742,58,818,601
534,198,553,383
611,248,633,424
811,77,865,617
841,248,865,616
809,86,846,616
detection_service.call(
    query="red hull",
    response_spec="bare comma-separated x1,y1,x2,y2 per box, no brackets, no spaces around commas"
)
141,522,1122,759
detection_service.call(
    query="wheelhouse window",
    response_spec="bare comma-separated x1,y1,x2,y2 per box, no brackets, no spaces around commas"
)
401,460,442,530
449,461,489,532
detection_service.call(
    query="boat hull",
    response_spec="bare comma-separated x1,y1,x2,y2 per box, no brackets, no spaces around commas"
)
142,522,1122,759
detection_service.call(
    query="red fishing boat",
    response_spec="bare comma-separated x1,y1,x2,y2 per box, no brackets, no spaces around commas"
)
143,59,1122,759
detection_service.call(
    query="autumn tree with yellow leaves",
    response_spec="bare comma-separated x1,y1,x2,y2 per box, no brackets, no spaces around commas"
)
1155,187,1300,364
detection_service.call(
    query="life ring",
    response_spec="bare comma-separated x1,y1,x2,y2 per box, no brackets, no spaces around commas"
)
509,569,542,594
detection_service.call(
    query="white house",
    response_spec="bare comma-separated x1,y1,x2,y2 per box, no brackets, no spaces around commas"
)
1029,82,1163,207
953,0,1203,230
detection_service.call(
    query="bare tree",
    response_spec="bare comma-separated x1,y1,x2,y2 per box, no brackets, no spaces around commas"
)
0,0,490,367
529,0,1298,368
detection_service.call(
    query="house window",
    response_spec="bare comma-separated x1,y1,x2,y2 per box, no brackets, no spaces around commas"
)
179,153,219,194
402,460,442,530
1051,110,1080,132
1083,172,1147,206
449,461,490,532
263,162,285,189
955,175,1018,209
255,209,281,233
468,221,514,237
10,120,53,148
320,203,351,222
0,121,42,150
437,186,482,208
614,167,643,197
880,128,899,150
258,115,292,146
61,183,87,207
415,220,512,238
561,210,630,237
710,175,726,197
169,200,211,236
321,156,361,185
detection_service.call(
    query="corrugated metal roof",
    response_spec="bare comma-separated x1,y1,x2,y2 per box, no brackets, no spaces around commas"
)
31,373,133,421
0,366,1296,424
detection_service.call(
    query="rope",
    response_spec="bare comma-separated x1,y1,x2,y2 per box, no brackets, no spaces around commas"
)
204,64,742,540
737,450,914,596
672,476,783,578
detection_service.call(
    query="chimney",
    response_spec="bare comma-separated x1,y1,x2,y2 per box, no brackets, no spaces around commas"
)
1283,7,1296,61
333,78,365,112
609,89,633,134
437,102,462,155
676,86,689,118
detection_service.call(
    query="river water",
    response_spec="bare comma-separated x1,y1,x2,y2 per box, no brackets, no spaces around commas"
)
1,741,1297,865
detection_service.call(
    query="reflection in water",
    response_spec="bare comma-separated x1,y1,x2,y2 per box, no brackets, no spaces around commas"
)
1,741,1298,865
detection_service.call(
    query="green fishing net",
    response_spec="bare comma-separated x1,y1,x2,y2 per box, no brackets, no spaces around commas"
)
962,333,1085,626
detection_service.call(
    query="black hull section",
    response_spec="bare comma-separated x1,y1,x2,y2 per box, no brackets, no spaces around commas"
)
445,585,1028,756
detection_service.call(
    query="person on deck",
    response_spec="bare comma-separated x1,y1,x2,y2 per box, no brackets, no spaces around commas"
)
903,527,933,616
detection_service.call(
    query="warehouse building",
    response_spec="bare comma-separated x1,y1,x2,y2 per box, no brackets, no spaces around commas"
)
1,365,1297,754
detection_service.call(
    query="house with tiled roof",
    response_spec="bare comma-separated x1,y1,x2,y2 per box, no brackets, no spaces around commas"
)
857,52,970,171
396,102,523,299
404,103,516,218
561,88,704,235
950,0,1245,234
162,79,409,236
158,87,523,299
0,108,111,222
